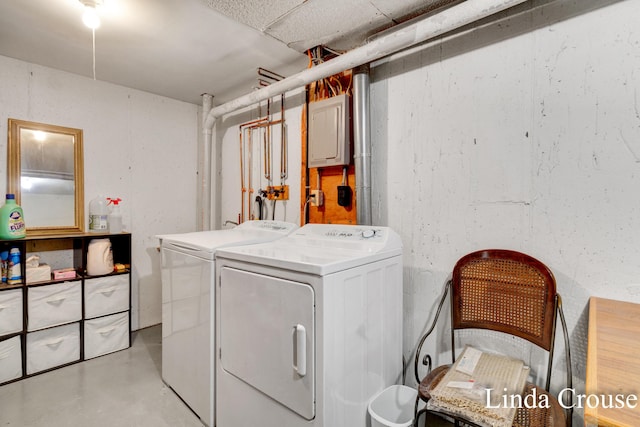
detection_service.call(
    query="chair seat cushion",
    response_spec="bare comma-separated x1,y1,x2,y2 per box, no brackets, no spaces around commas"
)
426,347,529,426
419,367,566,427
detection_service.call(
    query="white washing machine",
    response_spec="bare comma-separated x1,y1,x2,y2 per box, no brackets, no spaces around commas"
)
214,223,403,427
158,220,298,427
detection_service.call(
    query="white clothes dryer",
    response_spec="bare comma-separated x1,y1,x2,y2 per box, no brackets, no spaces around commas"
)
158,220,298,427
215,223,403,427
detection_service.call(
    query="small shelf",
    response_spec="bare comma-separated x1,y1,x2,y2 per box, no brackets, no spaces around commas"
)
27,276,82,287
19,231,130,241
0,232,131,386
84,270,131,280
0,283,24,291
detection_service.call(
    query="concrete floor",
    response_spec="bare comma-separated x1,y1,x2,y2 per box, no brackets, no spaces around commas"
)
0,325,451,426
0,326,204,427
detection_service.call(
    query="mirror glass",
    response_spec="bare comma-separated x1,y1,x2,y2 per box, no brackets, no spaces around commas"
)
8,119,84,235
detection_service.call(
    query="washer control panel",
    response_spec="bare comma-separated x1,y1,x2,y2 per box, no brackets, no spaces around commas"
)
307,226,384,241
289,224,395,252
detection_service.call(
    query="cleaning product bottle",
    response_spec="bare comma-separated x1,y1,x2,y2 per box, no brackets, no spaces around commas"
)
7,247,21,285
0,194,26,239
1,250,8,283
107,197,123,234
89,195,109,233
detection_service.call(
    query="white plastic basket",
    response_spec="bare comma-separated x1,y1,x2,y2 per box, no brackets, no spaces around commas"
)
368,385,417,427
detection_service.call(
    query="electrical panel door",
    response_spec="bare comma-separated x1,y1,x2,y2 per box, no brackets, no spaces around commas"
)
308,94,350,168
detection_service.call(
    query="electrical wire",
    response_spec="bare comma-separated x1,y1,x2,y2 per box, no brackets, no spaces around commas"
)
303,195,313,225
254,196,263,220
306,49,314,69
307,46,346,99
322,45,344,57
345,71,353,96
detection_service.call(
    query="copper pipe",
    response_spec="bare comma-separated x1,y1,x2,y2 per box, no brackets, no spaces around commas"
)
266,99,272,185
280,93,287,184
242,119,283,129
247,127,254,221
239,127,245,223
237,93,286,221
263,126,271,182
239,116,269,130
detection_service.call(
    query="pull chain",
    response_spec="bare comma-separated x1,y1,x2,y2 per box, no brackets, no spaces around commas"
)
92,27,97,80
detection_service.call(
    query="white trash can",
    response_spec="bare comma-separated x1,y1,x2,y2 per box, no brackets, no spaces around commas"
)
368,385,417,427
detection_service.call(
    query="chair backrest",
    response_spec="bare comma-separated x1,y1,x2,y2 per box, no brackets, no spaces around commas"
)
451,249,558,353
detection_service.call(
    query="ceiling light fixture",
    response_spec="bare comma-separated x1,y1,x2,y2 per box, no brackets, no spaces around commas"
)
79,0,103,29
78,0,103,80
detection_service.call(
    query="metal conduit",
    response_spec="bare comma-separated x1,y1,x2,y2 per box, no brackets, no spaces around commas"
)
353,65,372,226
202,0,529,229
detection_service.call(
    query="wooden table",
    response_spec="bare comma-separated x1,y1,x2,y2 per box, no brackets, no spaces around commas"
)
585,297,640,426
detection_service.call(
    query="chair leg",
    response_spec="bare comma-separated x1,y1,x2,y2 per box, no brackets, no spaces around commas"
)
413,396,421,427
413,395,430,427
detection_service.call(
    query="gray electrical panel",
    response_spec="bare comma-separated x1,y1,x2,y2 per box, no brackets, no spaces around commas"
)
308,94,350,168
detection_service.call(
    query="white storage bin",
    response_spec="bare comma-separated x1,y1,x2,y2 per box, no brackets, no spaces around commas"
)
26,322,80,374
84,311,129,359
84,274,129,318
368,385,418,427
0,336,22,383
27,281,82,331
0,289,23,335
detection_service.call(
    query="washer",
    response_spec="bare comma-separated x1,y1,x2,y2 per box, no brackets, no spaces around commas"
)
158,220,298,427
215,223,403,427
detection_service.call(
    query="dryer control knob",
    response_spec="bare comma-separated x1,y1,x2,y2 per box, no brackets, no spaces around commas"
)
361,229,376,238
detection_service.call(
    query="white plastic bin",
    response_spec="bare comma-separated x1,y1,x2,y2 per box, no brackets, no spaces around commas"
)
368,384,417,427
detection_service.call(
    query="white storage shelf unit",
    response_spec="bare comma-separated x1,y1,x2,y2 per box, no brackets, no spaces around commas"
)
0,232,131,385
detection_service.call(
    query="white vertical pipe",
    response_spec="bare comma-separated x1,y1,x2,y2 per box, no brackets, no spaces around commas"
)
353,65,372,225
201,0,530,227
201,93,213,230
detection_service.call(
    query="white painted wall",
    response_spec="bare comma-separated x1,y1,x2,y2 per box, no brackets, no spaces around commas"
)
369,0,639,423
0,55,199,330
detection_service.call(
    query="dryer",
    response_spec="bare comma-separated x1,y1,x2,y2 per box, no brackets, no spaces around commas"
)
158,220,298,426
215,223,403,427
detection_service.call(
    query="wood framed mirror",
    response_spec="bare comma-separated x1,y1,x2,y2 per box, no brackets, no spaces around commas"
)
7,119,84,235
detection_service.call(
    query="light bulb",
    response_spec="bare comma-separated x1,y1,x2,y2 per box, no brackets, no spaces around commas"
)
21,177,33,191
34,130,46,141
82,6,101,29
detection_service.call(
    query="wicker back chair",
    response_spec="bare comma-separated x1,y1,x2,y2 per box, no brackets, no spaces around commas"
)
413,249,572,427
